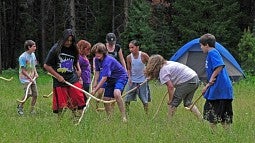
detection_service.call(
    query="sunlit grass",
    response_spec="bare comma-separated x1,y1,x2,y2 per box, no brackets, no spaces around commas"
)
0,70,254,142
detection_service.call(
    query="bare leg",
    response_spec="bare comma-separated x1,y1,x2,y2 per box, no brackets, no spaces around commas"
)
168,105,176,120
96,88,104,109
17,96,26,115
18,94,28,108
210,123,217,132
189,105,202,120
143,103,148,114
57,107,67,119
30,95,37,113
114,89,127,122
221,122,231,131
103,97,113,118
125,102,130,114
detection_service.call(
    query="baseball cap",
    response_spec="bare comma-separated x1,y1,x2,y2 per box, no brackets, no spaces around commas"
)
106,33,116,44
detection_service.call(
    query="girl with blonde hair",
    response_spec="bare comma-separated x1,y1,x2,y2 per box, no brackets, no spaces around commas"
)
144,54,202,120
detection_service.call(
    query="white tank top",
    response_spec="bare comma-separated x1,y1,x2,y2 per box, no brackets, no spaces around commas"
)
131,51,146,83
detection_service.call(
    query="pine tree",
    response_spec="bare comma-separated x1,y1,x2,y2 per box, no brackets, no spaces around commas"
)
172,0,242,57
121,0,156,56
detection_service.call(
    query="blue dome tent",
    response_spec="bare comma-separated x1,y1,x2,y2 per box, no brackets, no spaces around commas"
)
170,38,245,82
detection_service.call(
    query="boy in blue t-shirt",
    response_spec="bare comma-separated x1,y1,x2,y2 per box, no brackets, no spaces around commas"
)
91,43,128,122
199,33,233,130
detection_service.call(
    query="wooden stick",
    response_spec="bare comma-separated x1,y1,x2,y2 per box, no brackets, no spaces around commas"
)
16,77,37,103
47,72,148,104
152,91,168,120
0,76,13,81
43,91,53,98
75,75,94,125
185,94,203,110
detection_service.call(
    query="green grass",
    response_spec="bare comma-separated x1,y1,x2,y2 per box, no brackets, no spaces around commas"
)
0,70,254,143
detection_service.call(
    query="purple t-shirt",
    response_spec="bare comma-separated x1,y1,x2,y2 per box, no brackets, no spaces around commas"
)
79,55,91,84
95,55,127,80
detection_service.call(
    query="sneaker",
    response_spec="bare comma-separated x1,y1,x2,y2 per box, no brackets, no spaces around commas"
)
30,110,36,114
122,117,127,123
17,105,24,115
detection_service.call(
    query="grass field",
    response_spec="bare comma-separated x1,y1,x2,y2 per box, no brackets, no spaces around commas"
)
0,69,254,143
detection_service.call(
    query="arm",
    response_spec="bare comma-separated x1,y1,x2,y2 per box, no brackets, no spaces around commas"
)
92,58,98,87
91,76,107,95
93,71,99,88
34,68,39,79
202,66,223,95
165,80,175,105
141,52,150,64
43,64,65,83
118,48,127,71
76,61,82,77
21,68,33,82
126,55,132,85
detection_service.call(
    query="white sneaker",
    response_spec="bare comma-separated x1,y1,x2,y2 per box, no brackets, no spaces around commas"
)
122,117,127,123
30,110,36,114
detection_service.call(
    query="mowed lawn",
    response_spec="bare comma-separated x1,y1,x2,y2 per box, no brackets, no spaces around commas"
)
0,69,254,143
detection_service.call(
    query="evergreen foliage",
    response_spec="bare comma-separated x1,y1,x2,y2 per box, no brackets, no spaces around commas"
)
172,0,242,58
121,0,156,57
237,28,255,74
0,0,255,72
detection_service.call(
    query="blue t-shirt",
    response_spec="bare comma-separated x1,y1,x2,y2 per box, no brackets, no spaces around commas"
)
95,55,127,80
204,48,233,100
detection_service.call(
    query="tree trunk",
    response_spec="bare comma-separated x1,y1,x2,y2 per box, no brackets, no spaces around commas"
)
70,0,76,32
123,0,130,29
112,0,115,32
41,0,46,63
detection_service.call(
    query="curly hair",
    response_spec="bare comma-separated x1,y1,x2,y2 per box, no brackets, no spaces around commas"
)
77,40,91,54
144,54,166,80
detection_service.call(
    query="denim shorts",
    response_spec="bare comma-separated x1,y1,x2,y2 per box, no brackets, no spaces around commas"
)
125,81,151,104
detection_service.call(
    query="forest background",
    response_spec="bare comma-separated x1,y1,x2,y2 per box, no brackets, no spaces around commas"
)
0,0,255,74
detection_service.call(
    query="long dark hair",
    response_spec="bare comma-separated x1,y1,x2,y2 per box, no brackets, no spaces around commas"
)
54,29,79,59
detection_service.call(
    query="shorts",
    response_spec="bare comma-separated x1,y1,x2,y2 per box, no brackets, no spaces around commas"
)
52,82,86,113
23,82,38,97
104,77,128,98
171,76,199,107
125,81,151,104
203,99,233,124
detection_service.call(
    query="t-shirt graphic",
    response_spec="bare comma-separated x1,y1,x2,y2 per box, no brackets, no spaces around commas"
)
57,53,74,73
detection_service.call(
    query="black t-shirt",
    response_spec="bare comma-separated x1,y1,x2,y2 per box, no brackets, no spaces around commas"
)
108,44,121,62
44,44,79,87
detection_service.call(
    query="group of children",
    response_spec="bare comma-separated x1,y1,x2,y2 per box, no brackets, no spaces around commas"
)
17,29,233,130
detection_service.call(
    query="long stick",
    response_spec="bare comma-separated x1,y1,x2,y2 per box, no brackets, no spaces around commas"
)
16,77,37,103
43,91,53,98
152,91,168,120
48,73,147,104
121,80,148,98
185,94,203,110
0,76,13,81
75,75,94,125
